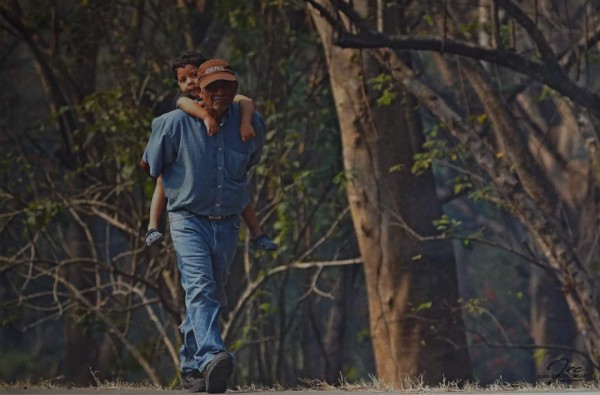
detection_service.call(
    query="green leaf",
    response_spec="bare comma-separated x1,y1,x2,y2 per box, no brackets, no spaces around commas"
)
533,349,548,366
230,339,245,352
388,163,404,173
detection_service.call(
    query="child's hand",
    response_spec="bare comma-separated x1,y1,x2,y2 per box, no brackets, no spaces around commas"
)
204,117,219,136
240,123,255,142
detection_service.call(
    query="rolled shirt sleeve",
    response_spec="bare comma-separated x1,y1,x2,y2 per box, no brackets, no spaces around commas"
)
142,115,179,178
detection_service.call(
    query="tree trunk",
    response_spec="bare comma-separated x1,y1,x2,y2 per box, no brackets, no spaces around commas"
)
530,266,578,370
370,46,600,369
309,1,472,385
515,90,588,372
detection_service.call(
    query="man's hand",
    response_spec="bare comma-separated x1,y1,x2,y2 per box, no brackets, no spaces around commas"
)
204,116,219,136
240,123,255,142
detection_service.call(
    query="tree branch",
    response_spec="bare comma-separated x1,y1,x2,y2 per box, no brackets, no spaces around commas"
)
493,0,561,72
306,0,600,120
222,257,362,343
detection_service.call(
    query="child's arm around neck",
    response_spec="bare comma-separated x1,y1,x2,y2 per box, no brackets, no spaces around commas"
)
234,94,256,142
176,95,219,136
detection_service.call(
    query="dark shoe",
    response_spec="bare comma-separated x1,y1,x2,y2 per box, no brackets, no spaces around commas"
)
251,234,278,251
181,370,206,392
204,352,233,393
145,228,164,246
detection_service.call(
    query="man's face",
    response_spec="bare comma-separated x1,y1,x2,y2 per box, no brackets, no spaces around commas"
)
176,64,200,98
201,80,237,116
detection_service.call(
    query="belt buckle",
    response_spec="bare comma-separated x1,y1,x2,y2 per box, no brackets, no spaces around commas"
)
208,215,224,220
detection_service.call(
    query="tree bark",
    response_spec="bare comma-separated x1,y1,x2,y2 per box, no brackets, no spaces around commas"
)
310,1,472,384
371,47,600,369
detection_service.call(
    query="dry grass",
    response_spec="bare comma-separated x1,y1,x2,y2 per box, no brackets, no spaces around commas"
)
2,374,600,392
0,372,161,391
232,375,600,392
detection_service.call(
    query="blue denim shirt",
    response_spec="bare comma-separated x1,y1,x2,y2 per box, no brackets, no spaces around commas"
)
142,103,265,216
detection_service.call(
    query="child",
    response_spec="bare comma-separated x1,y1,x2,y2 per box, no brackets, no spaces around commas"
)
144,51,277,251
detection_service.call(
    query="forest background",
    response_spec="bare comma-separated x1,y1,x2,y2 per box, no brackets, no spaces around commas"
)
1,0,599,389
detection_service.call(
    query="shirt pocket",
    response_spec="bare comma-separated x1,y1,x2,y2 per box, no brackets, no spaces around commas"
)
225,148,249,183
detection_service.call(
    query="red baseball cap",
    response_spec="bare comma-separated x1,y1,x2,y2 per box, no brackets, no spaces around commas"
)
198,59,237,89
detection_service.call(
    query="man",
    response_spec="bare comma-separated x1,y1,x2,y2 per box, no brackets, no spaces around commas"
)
141,59,265,393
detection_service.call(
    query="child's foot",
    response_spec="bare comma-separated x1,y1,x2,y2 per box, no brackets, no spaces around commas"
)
145,229,164,246
251,234,278,251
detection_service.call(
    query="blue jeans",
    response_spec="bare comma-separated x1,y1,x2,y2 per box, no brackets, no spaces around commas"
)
168,210,239,373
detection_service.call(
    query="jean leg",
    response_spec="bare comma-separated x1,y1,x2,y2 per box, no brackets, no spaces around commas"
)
169,211,226,372
175,241,197,373
178,315,197,372
212,216,241,308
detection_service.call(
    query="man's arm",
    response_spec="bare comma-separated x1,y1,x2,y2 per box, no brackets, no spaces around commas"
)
234,94,256,142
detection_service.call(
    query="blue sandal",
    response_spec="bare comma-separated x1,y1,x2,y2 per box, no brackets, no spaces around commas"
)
251,234,278,251
145,229,165,246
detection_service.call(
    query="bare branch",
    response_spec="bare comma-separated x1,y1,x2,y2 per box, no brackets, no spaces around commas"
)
307,0,600,120
222,257,362,343
493,0,561,72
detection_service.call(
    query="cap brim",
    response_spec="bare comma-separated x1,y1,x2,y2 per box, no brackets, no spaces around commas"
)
199,73,237,89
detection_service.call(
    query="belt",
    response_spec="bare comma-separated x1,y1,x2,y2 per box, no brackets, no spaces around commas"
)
199,215,234,221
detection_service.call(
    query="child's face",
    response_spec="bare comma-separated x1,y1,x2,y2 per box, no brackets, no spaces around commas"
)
176,64,200,98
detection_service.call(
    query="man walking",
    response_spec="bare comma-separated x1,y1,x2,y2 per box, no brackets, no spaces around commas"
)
141,59,265,393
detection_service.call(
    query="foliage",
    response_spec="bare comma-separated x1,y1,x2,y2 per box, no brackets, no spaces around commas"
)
0,0,367,388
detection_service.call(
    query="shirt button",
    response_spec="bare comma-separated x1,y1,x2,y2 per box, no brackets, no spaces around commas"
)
218,147,223,151
218,166,222,170
216,203,220,207
218,185,222,188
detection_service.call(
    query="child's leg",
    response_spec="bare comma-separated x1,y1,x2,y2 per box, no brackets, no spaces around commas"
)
146,176,166,246
241,202,263,239
241,202,277,251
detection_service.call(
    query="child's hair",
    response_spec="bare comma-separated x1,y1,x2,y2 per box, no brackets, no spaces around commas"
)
170,51,207,80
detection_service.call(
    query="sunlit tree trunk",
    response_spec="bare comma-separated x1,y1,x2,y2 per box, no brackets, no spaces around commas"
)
309,0,472,385
367,42,600,369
